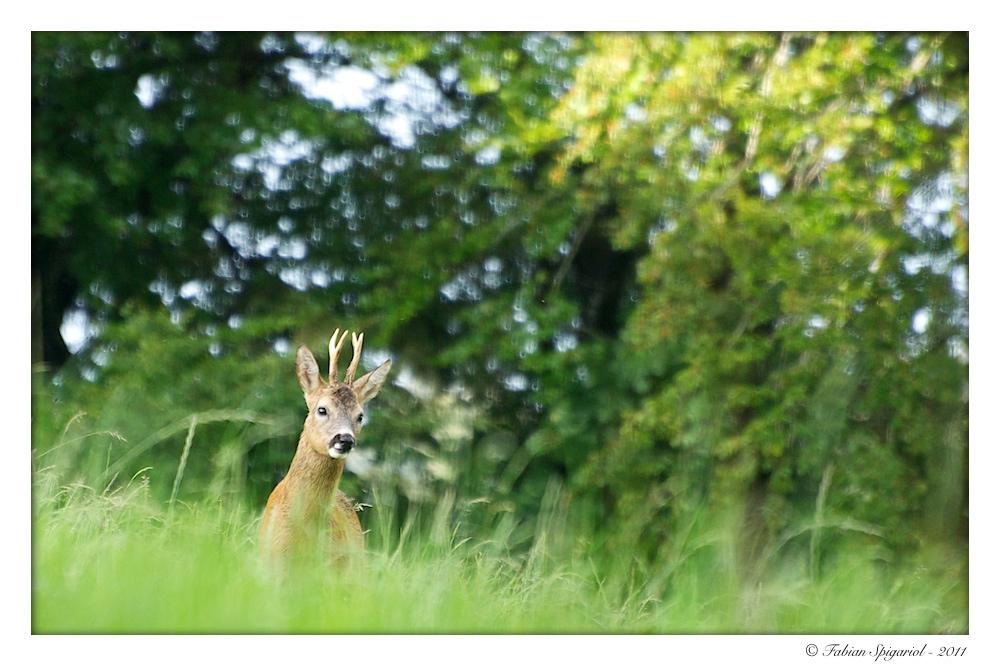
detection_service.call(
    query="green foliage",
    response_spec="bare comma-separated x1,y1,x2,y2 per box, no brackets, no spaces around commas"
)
535,33,968,548
33,31,967,604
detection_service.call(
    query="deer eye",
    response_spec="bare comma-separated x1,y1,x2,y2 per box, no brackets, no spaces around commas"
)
356,413,364,424
317,406,328,417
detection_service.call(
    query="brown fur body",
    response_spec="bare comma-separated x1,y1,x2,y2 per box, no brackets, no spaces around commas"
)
260,435,363,557
259,329,391,563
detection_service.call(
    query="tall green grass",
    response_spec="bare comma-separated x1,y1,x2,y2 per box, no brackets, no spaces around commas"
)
30,397,966,634
32,461,967,634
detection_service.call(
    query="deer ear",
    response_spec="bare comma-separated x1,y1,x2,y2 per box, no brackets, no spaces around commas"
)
353,358,392,405
296,345,322,396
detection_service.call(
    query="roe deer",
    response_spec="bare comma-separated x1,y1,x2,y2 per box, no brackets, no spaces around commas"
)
260,329,391,561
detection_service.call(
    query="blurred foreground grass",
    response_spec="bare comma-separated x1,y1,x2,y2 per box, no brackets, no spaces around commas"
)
32,466,966,634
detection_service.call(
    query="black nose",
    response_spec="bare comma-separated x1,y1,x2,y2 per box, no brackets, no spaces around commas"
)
330,433,355,452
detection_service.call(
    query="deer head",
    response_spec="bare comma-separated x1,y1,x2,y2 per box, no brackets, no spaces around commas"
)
295,329,392,460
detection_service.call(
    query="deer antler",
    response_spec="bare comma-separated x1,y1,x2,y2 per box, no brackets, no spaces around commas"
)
345,332,364,384
328,328,350,383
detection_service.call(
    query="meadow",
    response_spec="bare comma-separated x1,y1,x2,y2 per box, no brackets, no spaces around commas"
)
32,428,967,634
32,32,969,635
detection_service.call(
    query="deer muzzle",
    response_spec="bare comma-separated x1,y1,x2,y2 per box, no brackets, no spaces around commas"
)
329,433,355,458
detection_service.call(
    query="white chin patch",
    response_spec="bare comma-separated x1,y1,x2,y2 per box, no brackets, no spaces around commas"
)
329,449,349,459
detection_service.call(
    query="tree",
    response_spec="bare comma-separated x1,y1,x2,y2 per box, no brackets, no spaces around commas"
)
33,32,967,555
531,33,968,549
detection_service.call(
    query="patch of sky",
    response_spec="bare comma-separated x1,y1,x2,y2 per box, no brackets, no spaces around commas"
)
760,171,782,199
440,274,482,302
709,115,732,133
287,42,466,150
917,97,961,128
277,237,307,260
177,280,214,310
554,331,578,353
503,373,529,392
255,234,281,257
903,172,958,240
951,265,967,297
823,145,846,162
624,103,647,123
134,73,168,109
310,269,330,288
60,308,94,354
149,278,177,306
273,337,291,355
90,50,120,70
475,145,501,166
286,60,380,109
422,154,452,170
279,267,309,291
902,252,955,276
804,315,829,338
689,126,712,154
321,153,352,175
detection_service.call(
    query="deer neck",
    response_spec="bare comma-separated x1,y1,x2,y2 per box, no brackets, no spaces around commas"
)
284,433,346,518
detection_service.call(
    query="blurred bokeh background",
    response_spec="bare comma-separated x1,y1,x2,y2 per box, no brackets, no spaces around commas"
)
32,32,967,566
